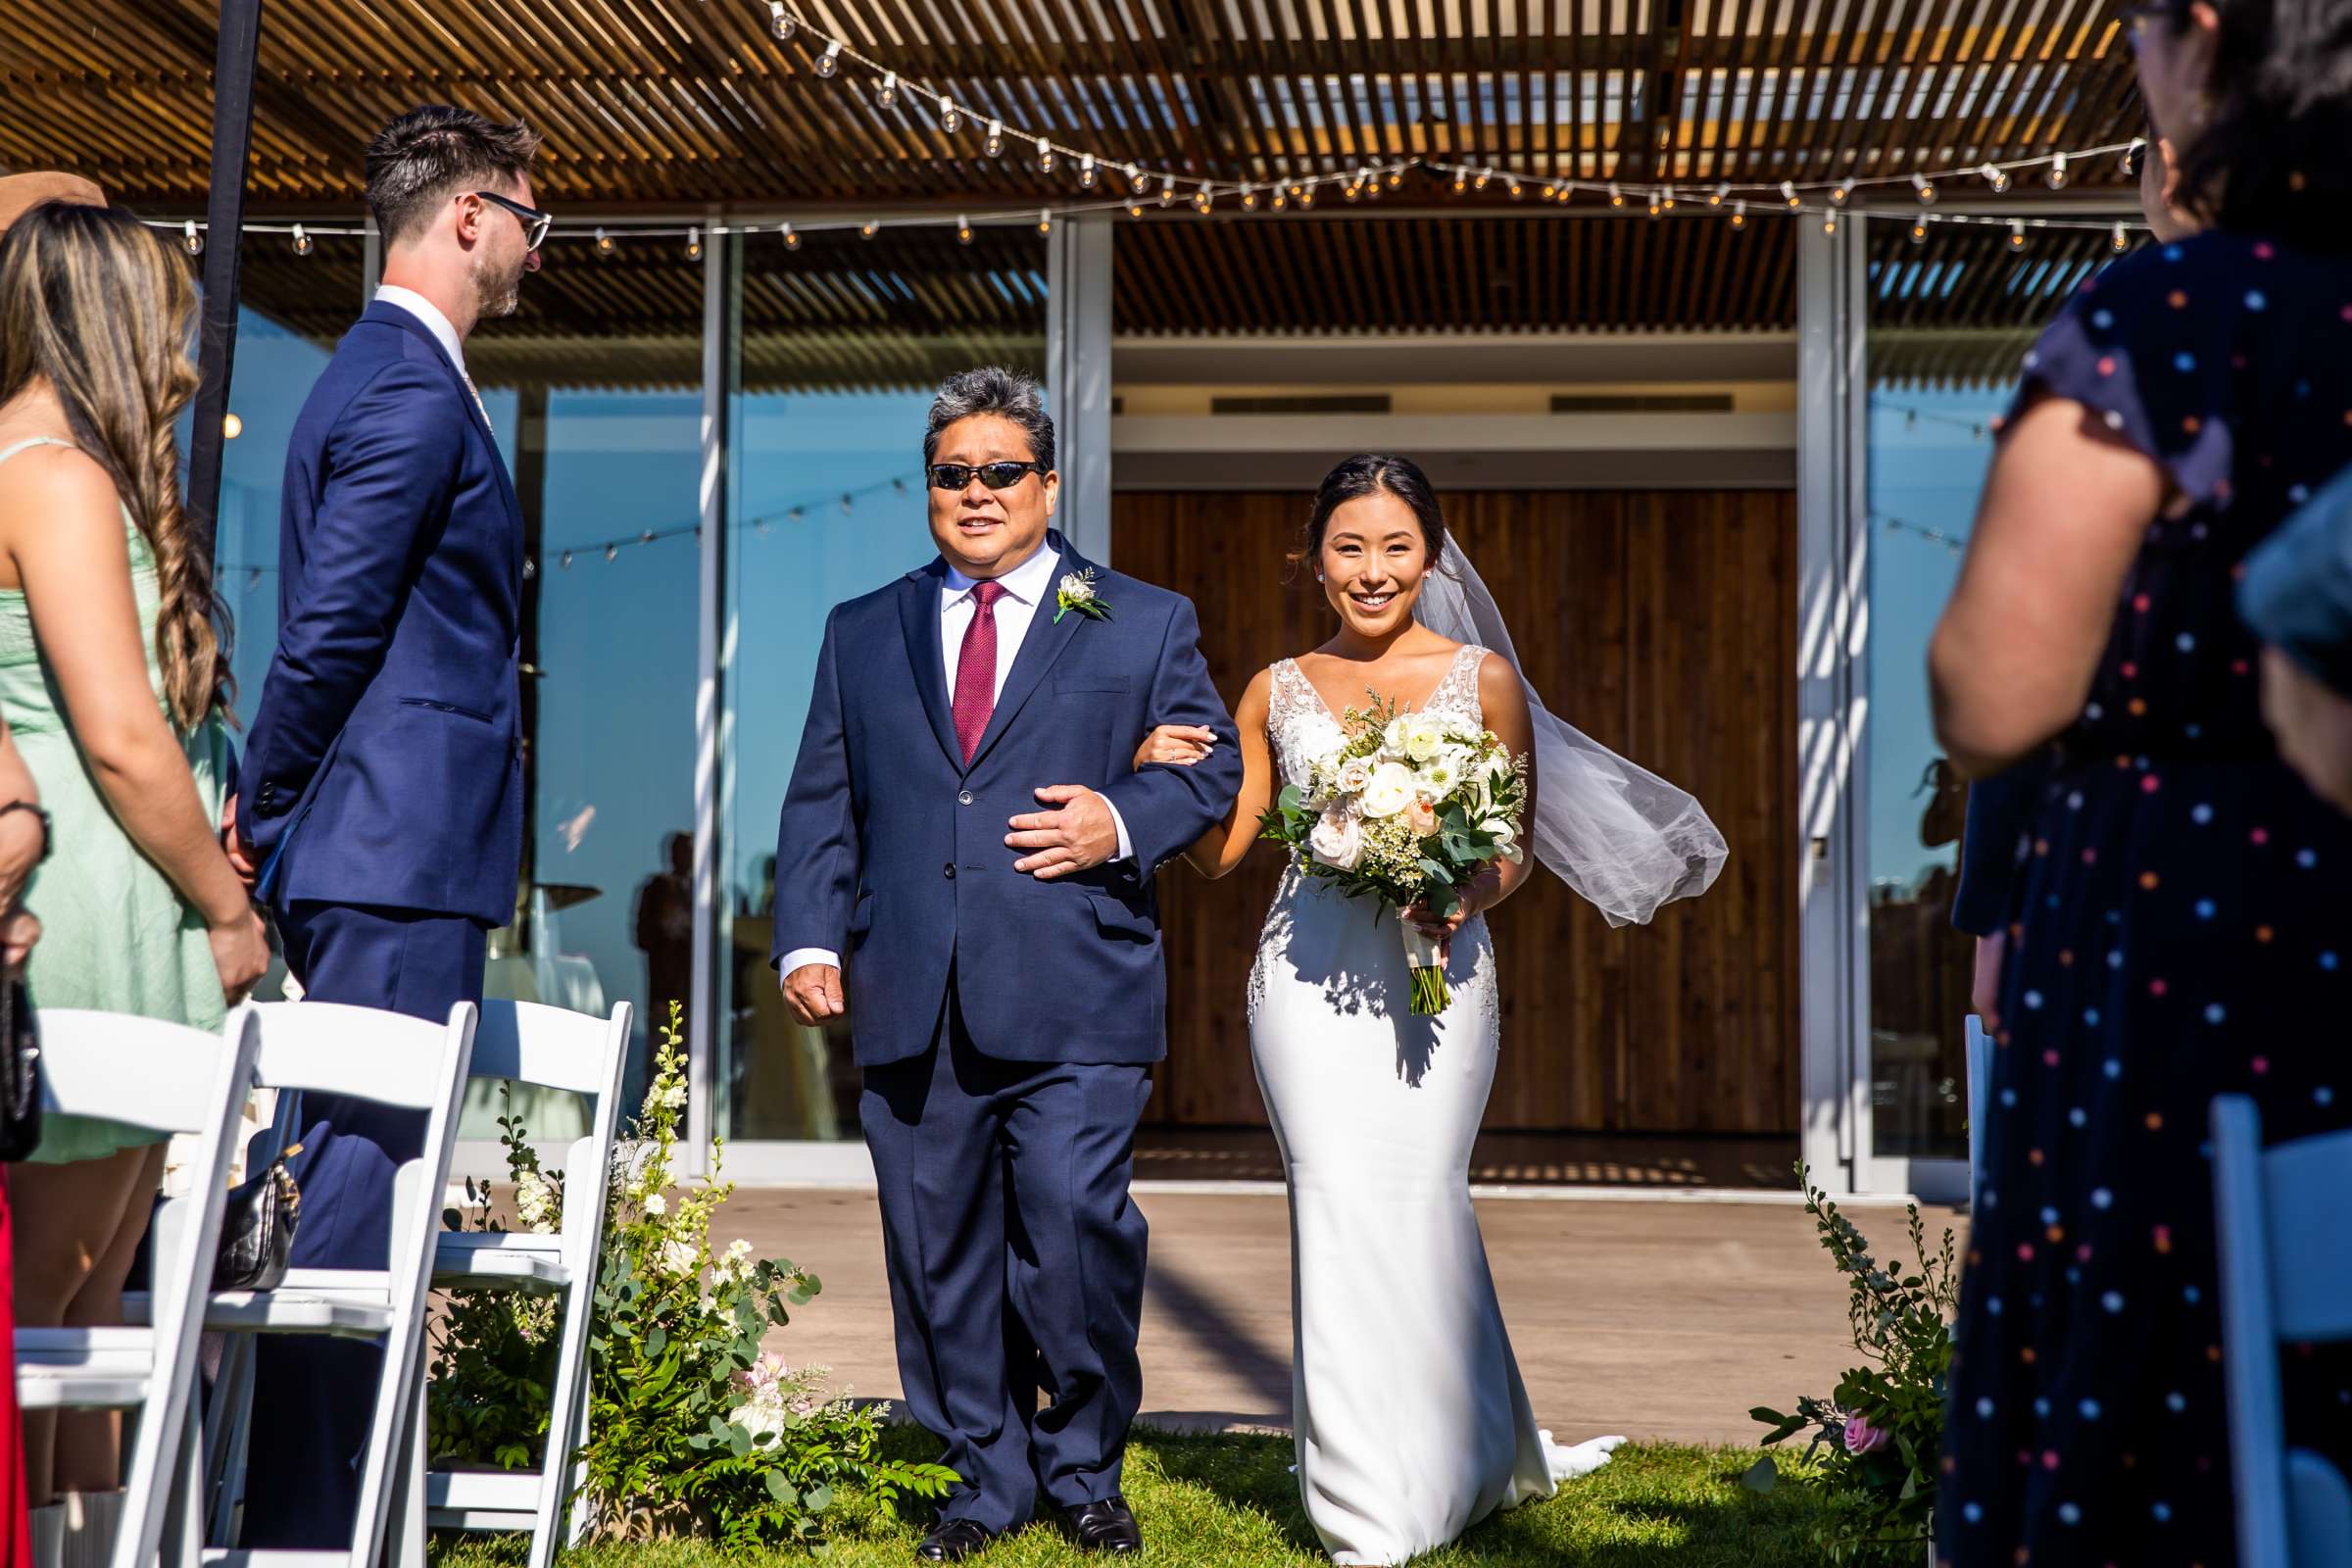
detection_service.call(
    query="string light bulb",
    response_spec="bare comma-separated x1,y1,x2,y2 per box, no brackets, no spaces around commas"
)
2008,218,2027,248
1038,145,1056,174
1831,177,1854,205
1452,170,1468,193
1387,169,1404,188
1982,162,2011,193
1730,200,1747,229
2111,220,2130,253
1782,180,1799,208
1037,209,1053,234
986,120,1004,157
1157,184,1175,207
1608,181,1624,208
877,72,898,110
1127,198,1146,219
1507,176,1524,200
1271,186,1289,211
595,226,614,257
1823,212,1838,235
1240,183,1258,211
956,215,973,244
2045,151,2070,190
1473,169,1492,191
1662,184,1677,210
1345,177,1363,202
781,221,799,250
1647,190,1663,218
814,40,841,77
1080,153,1098,188
292,222,313,256
1910,220,1930,245
1544,181,1560,202
1128,165,1149,193
1912,172,1937,205
940,101,962,135
859,220,879,239
183,220,203,256
605,545,619,564
1709,184,1728,207
768,1,795,41
685,226,703,261
1195,187,1214,214
1298,184,1316,208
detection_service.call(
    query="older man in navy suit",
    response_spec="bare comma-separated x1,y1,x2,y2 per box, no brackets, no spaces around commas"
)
773,368,1242,1559
225,105,545,1547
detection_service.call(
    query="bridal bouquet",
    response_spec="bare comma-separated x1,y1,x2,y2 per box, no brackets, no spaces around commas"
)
1258,694,1527,1014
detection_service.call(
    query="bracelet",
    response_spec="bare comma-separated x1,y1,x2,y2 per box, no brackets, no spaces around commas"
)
0,801,49,865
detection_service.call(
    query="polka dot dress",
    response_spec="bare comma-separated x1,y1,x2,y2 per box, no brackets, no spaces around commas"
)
1938,233,2352,1566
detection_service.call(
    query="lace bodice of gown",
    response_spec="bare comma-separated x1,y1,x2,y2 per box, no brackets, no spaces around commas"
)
1265,644,1489,792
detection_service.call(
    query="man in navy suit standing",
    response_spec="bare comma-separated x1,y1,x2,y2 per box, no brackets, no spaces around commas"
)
773,368,1242,1559
225,105,545,1547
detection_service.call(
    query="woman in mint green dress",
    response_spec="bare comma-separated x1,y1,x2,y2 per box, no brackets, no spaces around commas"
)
0,201,270,1527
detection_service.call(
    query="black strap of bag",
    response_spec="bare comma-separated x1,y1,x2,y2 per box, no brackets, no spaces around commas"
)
0,976,38,1163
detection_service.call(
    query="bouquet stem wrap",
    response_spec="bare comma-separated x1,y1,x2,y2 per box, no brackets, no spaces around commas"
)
1400,923,1448,1015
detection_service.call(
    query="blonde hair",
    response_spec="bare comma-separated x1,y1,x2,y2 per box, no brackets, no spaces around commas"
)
0,202,229,730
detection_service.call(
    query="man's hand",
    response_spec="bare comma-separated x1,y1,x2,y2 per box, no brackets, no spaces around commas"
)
222,793,259,890
1007,786,1119,879
0,807,40,912
781,962,846,1027
0,906,39,969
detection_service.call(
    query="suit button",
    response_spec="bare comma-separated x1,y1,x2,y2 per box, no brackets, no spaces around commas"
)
957,790,974,806
944,863,956,880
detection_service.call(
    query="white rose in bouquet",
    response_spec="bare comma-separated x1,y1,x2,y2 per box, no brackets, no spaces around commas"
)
1402,713,1446,761
1307,804,1364,869
1382,714,1412,756
1485,816,1524,863
1335,756,1373,796
1359,760,1418,818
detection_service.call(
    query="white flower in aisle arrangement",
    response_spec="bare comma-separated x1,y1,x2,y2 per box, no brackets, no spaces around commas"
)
1262,693,1530,1014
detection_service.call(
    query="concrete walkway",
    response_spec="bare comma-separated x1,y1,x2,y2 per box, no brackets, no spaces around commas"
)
724,1186,1968,1446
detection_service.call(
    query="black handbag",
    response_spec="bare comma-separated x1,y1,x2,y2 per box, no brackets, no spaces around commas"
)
214,1139,303,1292
0,976,37,1162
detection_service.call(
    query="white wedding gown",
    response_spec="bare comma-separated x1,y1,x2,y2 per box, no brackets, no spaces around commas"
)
1249,648,1624,1565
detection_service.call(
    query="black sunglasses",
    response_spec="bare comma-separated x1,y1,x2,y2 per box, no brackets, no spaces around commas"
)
929,461,1049,491
474,190,552,250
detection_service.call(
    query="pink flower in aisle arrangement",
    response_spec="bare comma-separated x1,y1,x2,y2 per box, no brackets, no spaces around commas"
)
1842,1414,1889,1456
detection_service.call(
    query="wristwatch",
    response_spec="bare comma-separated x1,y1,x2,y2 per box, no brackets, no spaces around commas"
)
0,801,51,864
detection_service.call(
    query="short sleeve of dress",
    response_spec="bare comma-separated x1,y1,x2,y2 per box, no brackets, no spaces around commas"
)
1999,237,2257,506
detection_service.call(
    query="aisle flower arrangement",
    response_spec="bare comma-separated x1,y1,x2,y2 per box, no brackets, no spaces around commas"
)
428,1003,955,1549
1744,1163,1959,1563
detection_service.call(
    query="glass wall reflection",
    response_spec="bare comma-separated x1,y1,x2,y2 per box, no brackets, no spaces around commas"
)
719,225,1047,1142
471,239,704,1122
1863,221,2121,1164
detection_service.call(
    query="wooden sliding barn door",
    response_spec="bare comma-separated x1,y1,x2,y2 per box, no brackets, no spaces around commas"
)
1117,489,1800,1137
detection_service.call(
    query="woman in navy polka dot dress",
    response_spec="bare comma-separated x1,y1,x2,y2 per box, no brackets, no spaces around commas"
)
1927,0,2352,1559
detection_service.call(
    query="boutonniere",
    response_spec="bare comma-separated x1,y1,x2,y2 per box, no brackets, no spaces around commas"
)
1054,567,1112,623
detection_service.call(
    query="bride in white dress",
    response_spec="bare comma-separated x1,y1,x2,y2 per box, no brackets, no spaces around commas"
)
1137,456,1727,1564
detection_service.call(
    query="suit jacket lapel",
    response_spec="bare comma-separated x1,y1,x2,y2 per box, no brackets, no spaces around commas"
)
363,302,525,539
966,534,1088,771
899,564,965,770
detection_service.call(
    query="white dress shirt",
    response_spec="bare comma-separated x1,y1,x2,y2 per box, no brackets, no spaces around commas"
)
778,542,1131,979
372,284,466,374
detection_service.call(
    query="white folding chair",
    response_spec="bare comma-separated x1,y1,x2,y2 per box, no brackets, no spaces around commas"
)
409,1000,630,1568
182,1000,477,1568
15,1007,263,1568
2212,1094,2352,1567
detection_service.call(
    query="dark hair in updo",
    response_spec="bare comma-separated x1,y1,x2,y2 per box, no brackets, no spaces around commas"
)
1293,454,1449,578
2153,0,2352,249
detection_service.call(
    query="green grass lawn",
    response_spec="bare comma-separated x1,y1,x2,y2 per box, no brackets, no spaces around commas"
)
427,1428,1840,1567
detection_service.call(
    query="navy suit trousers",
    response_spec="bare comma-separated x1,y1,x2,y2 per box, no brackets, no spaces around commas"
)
862,978,1152,1532
239,901,486,1549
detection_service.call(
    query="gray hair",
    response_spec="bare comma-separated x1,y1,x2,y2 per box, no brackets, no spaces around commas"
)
923,367,1055,472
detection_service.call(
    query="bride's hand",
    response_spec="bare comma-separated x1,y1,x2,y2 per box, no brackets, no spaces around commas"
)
1134,724,1217,770
1402,865,1504,960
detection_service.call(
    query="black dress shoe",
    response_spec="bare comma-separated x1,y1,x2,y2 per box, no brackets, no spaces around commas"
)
1061,1495,1143,1554
915,1519,999,1561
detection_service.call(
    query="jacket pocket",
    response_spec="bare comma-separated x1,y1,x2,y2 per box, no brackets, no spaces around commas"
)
1087,892,1156,944
399,697,495,725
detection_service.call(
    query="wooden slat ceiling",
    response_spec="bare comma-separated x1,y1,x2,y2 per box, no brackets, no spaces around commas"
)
16,0,2139,388
4,0,2139,207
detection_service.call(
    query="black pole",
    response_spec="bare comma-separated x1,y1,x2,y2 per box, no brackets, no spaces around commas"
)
185,0,266,552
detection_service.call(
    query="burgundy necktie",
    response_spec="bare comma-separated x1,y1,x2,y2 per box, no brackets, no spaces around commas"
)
952,580,1007,763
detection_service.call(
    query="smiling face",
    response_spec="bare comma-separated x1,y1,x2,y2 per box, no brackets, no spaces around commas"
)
1317,489,1435,637
927,413,1058,579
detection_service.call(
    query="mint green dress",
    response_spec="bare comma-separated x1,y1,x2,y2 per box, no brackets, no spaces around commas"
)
0,437,233,1164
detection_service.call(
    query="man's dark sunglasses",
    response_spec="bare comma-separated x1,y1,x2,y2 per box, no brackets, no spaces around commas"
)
475,190,552,250
929,461,1049,491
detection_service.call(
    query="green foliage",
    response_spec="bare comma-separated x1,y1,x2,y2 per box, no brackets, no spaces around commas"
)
1745,1162,1960,1563
429,1002,956,1550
